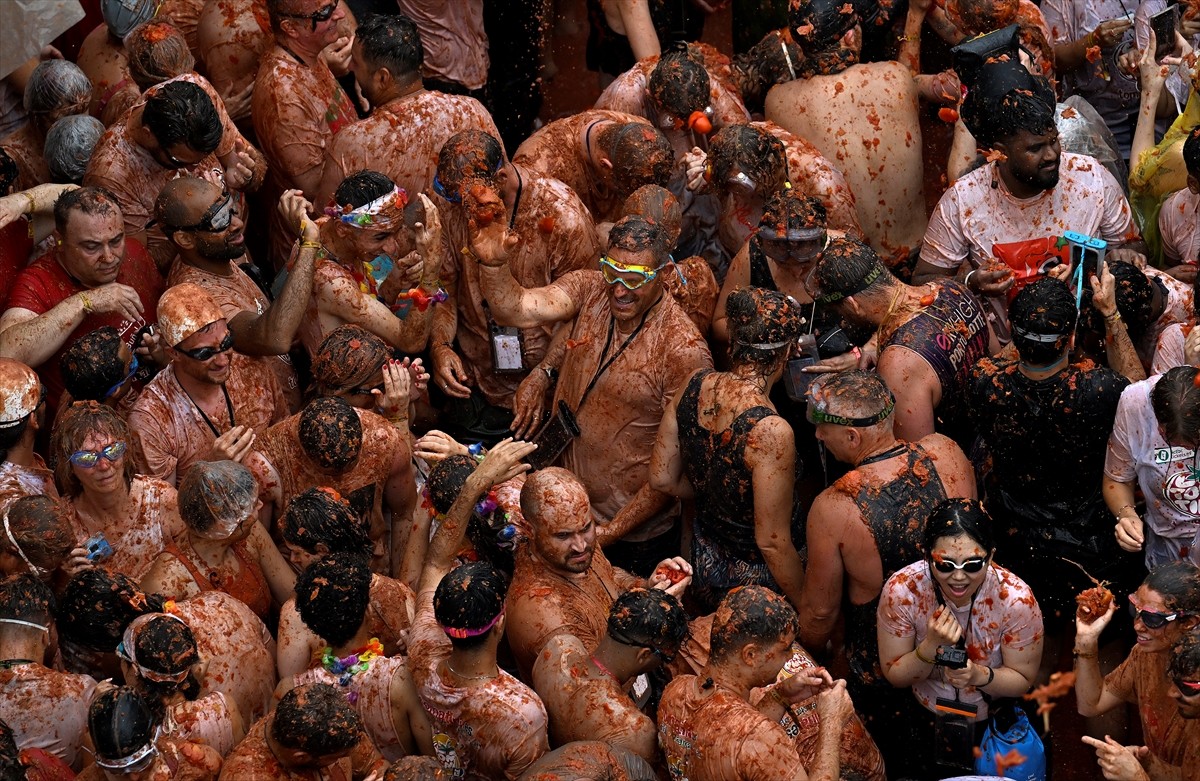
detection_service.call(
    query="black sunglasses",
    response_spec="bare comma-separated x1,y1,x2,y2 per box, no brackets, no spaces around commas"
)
1128,598,1182,630
279,1,337,30
178,331,235,362
174,192,234,234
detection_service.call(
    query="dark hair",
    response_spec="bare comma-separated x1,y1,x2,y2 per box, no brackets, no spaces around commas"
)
1151,366,1200,448
0,419,30,465
726,287,805,371
595,122,674,201
434,561,507,650
1009,277,1076,365
1185,127,1200,181
789,0,860,75
708,124,787,197
299,397,363,471
0,495,73,573
607,587,689,652
426,455,478,516
621,184,682,249
53,185,121,236
962,64,1057,150
282,487,373,555
383,756,447,781
733,30,807,114
608,215,668,266
0,573,55,627
356,13,423,79
648,47,710,120
312,324,391,396
295,553,372,647
811,237,892,304
0,719,19,780
142,81,222,155
272,683,363,756
333,169,397,211
61,326,127,402
436,131,505,195
128,615,201,717
759,189,826,235
0,150,16,197
1144,560,1200,615
1169,626,1200,680
709,585,798,662
58,569,164,650
923,498,994,556
1109,262,1156,335
51,402,136,497
89,687,155,763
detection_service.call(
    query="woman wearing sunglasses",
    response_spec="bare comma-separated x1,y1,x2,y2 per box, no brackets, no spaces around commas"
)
877,498,1044,779
651,286,806,612
51,402,185,582
1075,560,1200,773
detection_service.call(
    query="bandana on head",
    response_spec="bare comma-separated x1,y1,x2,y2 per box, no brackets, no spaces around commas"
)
325,186,409,231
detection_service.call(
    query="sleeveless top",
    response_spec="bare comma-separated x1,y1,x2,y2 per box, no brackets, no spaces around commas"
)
161,537,272,620
841,442,948,689
678,370,793,606
295,655,407,762
886,280,989,446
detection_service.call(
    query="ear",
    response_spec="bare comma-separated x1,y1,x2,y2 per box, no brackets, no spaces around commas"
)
173,231,197,251
1182,614,1200,631
738,642,759,668
634,646,657,669
1189,174,1200,195
315,542,330,556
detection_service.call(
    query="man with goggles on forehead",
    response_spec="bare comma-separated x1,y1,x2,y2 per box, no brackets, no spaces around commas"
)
475,212,711,575
84,80,266,272
800,371,975,739
129,283,287,486
0,574,96,772
430,130,599,442
160,177,315,412
253,0,358,266
0,359,59,519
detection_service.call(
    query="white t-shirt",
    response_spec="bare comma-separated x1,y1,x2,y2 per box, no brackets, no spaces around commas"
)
1158,187,1200,264
1105,374,1200,566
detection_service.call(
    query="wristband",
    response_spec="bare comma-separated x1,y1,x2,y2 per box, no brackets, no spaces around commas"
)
1073,649,1098,659
299,240,322,250
851,346,862,363
914,645,935,665
981,666,995,687
540,366,558,382
964,269,978,291
78,292,93,314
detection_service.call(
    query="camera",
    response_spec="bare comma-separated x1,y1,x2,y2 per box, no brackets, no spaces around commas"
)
84,533,113,563
934,645,969,669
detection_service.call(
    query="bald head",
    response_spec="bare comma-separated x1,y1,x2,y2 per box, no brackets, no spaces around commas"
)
521,468,595,574
155,177,223,233
521,468,589,530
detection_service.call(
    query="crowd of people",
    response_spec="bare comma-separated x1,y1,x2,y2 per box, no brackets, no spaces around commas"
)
4,0,1200,778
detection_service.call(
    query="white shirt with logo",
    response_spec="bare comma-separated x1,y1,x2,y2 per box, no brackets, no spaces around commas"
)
1105,374,1200,567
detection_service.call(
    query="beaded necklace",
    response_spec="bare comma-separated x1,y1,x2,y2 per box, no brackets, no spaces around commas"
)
321,637,384,689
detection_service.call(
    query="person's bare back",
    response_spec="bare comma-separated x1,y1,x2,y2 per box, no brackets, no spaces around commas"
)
765,62,925,267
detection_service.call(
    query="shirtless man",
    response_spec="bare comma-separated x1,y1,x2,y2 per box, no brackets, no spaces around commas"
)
294,171,442,358
915,59,1140,343
531,587,689,764
506,468,691,679
220,683,385,781
76,0,157,126
0,575,96,771
197,0,270,123
513,110,672,225
765,0,928,269
430,130,599,439
282,552,432,762
687,121,862,261
594,46,751,161
316,13,501,207
0,187,163,413
474,213,711,573
253,0,358,266
409,438,551,780
657,586,857,781
394,0,488,99
128,283,287,485
248,394,415,576
84,80,265,270
160,179,313,411
0,360,57,516
811,237,995,445
800,370,975,755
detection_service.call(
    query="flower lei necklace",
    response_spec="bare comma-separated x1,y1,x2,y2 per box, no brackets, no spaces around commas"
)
322,638,384,689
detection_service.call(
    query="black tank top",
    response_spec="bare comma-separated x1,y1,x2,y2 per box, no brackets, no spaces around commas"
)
842,442,948,688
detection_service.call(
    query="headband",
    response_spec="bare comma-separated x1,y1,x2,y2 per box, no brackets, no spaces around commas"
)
1,507,44,576
1011,324,1067,343
815,264,884,304
781,36,798,80
94,727,160,771
120,613,191,684
0,618,48,632
806,382,896,427
441,606,505,639
325,185,408,231
735,338,793,350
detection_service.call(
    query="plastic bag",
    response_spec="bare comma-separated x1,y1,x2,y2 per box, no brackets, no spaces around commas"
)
974,703,1047,781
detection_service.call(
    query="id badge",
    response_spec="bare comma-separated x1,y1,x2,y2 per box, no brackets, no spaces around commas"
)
491,327,524,373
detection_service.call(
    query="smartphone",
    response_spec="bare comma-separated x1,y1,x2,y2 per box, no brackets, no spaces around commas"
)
84,533,113,563
1152,5,1180,60
783,334,821,402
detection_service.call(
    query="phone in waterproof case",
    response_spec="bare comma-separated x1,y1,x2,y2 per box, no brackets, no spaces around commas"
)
783,334,821,402
1152,4,1180,60
934,696,979,774
1063,231,1108,280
